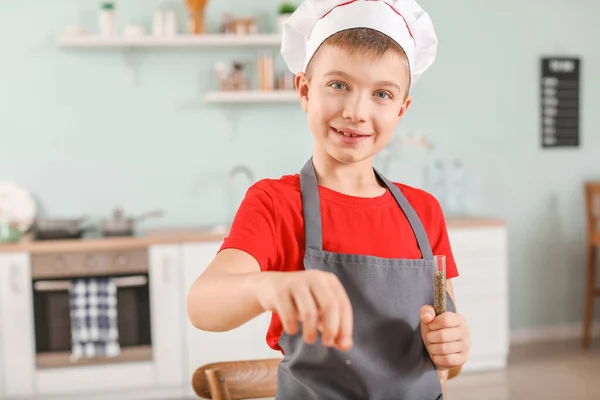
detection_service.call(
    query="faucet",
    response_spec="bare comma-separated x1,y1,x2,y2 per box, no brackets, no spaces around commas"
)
227,164,256,186
225,165,256,223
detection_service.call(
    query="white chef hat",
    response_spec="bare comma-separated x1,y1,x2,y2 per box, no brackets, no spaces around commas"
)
280,0,437,88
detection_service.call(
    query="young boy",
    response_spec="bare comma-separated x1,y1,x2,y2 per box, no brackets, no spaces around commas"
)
187,0,470,398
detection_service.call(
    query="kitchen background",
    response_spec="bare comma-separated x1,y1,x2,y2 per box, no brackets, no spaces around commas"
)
0,0,599,397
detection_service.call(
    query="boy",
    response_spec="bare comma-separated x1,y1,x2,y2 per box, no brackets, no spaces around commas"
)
187,0,470,398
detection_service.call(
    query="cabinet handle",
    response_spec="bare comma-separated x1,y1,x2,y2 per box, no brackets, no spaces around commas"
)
9,263,21,294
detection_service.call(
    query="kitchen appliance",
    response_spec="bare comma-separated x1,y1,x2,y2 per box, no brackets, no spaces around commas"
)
30,248,152,369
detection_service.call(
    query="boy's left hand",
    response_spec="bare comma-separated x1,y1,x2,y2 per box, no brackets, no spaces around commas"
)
420,305,470,370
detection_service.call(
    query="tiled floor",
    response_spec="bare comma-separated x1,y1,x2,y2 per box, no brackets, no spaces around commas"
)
446,338,600,399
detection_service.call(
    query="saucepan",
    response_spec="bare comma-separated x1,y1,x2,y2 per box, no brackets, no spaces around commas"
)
33,217,94,240
101,208,164,237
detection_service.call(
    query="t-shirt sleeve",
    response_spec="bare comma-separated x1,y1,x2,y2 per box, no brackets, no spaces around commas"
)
218,185,278,272
431,203,459,279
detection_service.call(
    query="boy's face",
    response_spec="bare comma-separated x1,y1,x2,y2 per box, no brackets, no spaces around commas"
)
296,45,411,165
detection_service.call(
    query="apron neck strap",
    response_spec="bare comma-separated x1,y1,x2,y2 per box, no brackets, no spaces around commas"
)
299,157,434,260
300,158,324,250
373,169,434,260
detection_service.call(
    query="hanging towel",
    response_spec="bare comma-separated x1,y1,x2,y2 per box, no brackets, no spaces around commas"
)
69,277,120,360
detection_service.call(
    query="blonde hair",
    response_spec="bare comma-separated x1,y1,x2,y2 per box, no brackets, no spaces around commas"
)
305,27,411,89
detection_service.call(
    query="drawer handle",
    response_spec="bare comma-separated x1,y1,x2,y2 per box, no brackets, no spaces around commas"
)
9,263,21,294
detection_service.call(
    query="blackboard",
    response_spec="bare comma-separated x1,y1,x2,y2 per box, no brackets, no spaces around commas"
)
540,57,581,148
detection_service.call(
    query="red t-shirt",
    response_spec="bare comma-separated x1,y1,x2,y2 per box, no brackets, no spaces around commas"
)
219,174,458,352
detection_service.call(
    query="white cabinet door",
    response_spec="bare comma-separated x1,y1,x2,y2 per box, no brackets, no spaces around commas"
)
149,244,185,390
447,225,509,373
181,242,280,397
0,252,35,397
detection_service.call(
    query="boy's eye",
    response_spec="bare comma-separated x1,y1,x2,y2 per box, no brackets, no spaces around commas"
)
375,91,393,100
329,81,348,90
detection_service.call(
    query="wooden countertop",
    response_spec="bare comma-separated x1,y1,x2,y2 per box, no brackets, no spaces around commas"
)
0,217,505,254
446,217,506,229
0,228,229,254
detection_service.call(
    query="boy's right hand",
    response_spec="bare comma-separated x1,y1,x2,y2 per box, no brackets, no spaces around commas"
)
254,270,353,351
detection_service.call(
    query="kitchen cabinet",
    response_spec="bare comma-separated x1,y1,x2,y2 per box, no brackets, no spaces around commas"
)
148,244,185,388
448,224,509,372
0,252,36,398
181,241,281,398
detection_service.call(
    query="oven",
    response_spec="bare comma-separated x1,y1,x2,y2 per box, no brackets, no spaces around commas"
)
30,248,153,369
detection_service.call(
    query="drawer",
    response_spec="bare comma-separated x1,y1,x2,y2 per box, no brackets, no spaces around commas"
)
31,249,149,279
448,226,507,256
452,253,508,295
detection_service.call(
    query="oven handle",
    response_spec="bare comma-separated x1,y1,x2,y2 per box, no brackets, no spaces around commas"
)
33,275,148,292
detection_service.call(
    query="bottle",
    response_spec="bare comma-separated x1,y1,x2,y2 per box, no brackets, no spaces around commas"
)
164,10,177,37
257,52,274,91
153,9,164,37
433,255,447,316
99,2,117,37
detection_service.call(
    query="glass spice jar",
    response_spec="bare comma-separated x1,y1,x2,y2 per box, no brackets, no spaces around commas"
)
433,255,447,316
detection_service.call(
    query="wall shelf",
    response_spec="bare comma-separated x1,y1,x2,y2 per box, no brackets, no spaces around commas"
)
56,34,282,49
204,90,297,104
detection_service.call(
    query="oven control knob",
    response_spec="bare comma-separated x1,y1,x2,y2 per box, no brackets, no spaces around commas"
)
115,254,127,266
54,257,67,270
86,255,98,269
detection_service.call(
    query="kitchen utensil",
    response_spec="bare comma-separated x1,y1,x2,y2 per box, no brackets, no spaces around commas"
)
102,208,164,237
0,181,37,232
33,217,94,241
433,255,447,316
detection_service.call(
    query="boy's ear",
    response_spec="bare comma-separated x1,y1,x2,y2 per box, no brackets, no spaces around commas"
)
397,95,412,120
295,73,310,112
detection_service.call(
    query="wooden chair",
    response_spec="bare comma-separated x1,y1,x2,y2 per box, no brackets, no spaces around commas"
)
192,358,281,400
192,358,453,399
583,181,600,348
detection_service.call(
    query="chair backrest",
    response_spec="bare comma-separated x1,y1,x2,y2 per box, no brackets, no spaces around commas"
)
192,358,281,400
192,357,452,399
585,181,600,245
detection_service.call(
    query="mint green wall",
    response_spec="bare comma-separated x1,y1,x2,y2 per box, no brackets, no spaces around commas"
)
1,0,598,332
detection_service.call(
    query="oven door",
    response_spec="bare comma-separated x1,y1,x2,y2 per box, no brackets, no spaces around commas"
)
32,274,152,369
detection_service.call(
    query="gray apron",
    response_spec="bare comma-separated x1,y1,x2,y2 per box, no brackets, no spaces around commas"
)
275,158,456,400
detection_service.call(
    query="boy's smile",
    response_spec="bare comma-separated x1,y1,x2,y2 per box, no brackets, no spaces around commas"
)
330,126,371,145
297,44,412,165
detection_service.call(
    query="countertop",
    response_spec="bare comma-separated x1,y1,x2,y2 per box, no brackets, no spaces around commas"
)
0,217,505,254
0,227,230,254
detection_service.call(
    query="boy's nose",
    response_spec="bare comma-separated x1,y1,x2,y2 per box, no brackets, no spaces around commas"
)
342,95,369,123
